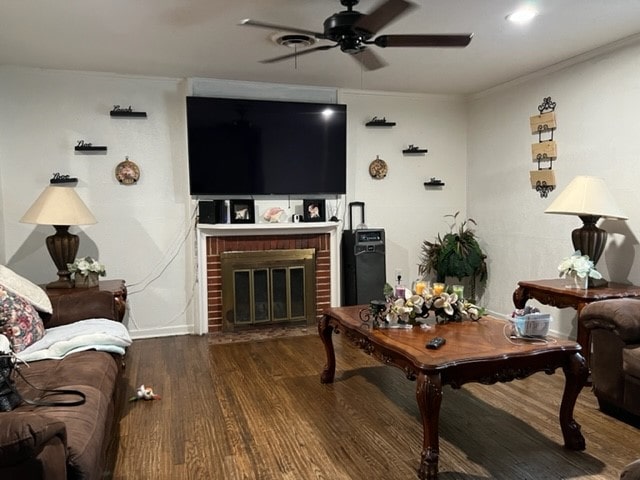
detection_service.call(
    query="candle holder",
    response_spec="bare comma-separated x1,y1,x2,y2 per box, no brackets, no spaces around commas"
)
359,299,388,328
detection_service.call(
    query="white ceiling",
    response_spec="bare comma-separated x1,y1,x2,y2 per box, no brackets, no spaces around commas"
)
2,0,640,95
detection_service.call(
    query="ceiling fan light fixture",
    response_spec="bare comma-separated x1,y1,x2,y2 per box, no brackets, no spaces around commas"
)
272,33,318,48
506,7,538,24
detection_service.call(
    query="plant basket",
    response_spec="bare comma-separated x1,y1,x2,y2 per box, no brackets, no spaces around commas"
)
74,272,99,288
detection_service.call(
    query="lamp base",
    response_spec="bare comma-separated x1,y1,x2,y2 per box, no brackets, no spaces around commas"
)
572,215,606,264
45,225,79,290
588,277,608,289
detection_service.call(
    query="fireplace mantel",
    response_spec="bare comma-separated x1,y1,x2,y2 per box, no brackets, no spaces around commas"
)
195,221,342,334
197,221,340,236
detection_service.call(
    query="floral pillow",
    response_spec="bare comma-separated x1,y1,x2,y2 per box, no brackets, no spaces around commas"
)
0,285,46,352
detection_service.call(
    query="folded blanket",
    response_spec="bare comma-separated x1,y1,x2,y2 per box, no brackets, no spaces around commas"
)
16,318,132,362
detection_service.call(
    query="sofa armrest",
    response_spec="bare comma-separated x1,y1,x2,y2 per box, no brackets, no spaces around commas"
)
621,459,640,479
0,412,67,467
581,298,640,343
41,290,118,328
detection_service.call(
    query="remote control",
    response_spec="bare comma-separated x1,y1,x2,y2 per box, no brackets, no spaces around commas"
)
426,336,446,350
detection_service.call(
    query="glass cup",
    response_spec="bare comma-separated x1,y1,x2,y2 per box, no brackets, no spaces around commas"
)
452,284,464,299
432,282,445,295
414,280,428,295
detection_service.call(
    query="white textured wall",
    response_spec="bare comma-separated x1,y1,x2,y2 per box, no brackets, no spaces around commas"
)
467,39,640,338
16,46,640,341
0,66,194,338
339,90,468,291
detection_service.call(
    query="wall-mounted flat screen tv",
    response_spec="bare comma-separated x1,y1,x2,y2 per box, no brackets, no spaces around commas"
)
186,96,347,196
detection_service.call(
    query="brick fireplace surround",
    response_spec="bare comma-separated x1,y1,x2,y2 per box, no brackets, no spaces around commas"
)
196,223,341,334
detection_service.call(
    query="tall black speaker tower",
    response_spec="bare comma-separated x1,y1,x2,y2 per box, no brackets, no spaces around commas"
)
342,202,386,306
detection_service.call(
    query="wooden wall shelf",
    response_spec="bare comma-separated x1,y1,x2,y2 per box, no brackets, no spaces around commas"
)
110,111,147,118
365,117,395,127
424,178,445,187
403,147,428,155
110,105,147,117
75,145,107,151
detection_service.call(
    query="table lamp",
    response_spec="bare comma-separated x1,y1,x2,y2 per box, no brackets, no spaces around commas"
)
20,185,97,289
544,175,627,284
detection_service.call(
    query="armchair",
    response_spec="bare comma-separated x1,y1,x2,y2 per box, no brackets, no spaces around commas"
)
580,298,640,421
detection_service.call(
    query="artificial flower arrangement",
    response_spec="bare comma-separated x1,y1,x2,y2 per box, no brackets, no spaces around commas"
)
380,282,485,327
67,256,107,277
557,250,602,280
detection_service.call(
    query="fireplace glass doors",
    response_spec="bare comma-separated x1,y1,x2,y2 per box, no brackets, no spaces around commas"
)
221,249,316,330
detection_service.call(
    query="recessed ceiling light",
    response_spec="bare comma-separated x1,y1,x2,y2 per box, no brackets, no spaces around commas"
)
506,7,538,24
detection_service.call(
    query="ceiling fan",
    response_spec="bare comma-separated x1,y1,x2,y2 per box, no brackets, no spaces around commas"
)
239,0,473,71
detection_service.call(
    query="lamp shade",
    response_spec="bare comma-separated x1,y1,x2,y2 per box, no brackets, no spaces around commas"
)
20,185,97,226
544,175,628,220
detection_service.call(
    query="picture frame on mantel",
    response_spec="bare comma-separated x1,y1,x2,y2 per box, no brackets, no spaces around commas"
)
303,199,326,222
229,199,255,224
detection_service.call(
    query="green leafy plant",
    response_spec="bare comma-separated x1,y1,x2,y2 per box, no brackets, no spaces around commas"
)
419,212,487,301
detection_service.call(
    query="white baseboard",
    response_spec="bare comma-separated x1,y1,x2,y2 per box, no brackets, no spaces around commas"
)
128,325,195,340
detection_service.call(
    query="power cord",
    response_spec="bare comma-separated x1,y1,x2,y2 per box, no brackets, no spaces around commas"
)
127,204,198,295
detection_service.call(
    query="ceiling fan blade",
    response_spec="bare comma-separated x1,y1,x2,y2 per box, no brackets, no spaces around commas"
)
260,44,337,64
239,19,325,39
374,34,473,48
354,0,416,35
351,48,388,71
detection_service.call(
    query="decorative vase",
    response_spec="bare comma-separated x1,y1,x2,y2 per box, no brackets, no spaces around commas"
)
568,272,588,290
75,272,99,288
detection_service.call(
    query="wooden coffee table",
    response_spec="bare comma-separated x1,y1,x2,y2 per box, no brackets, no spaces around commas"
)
318,306,588,480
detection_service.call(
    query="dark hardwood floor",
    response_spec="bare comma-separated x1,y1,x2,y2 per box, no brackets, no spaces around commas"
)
111,332,639,479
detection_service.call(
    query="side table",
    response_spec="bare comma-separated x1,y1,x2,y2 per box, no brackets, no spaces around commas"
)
45,279,128,322
513,279,640,364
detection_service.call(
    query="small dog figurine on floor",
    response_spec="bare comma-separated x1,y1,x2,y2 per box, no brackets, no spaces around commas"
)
129,384,161,402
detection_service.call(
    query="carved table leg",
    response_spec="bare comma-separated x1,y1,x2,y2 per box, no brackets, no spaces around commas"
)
416,372,443,480
318,315,336,384
560,352,588,450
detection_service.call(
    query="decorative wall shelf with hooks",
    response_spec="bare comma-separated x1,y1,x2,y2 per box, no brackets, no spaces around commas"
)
365,116,396,127
403,145,428,155
74,140,107,152
528,96,557,198
110,105,147,117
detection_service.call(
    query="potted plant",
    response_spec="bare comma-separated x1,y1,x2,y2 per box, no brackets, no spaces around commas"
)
67,256,106,288
419,212,488,301
557,250,602,289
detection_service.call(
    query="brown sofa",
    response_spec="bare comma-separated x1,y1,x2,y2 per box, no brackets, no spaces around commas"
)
621,459,640,479
580,298,640,422
579,299,640,480
0,290,128,480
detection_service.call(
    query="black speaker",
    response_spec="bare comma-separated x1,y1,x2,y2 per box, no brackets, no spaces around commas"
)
342,228,386,306
199,200,228,224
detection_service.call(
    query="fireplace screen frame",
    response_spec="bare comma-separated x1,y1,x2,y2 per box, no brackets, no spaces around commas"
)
220,249,316,331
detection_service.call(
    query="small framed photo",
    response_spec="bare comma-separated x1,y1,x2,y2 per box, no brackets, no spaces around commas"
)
303,199,325,222
230,199,255,224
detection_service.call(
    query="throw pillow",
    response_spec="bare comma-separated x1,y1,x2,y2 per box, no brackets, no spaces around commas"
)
0,285,46,352
0,265,52,314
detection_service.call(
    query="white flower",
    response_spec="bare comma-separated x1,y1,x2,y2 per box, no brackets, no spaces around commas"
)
433,292,458,316
405,294,424,315
558,250,602,279
386,297,413,323
67,256,106,276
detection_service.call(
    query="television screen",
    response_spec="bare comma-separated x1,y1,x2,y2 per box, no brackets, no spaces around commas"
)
186,96,347,196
